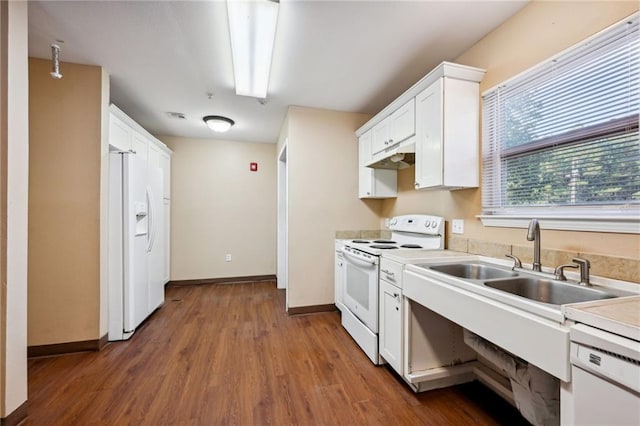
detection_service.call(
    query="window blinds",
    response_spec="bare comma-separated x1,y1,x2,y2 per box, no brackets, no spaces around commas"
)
482,15,639,215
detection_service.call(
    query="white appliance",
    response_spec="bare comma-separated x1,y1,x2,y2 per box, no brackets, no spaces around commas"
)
108,151,164,341
569,323,640,425
341,214,444,363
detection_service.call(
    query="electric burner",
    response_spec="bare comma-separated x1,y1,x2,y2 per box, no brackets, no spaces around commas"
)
401,244,423,249
369,244,398,249
373,239,396,244
351,239,370,244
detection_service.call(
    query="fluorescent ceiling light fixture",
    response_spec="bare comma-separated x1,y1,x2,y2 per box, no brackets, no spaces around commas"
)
227,0,279,98
203,116,235,132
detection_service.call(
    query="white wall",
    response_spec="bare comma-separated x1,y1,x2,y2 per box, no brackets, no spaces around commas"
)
3,0,28,417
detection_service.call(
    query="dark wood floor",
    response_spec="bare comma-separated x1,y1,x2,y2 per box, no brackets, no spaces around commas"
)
26,281,529,425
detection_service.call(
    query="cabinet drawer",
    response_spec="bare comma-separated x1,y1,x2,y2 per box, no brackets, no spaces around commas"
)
380,258,403,288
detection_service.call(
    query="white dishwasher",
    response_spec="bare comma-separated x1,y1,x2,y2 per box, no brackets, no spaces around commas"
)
570,323,640,426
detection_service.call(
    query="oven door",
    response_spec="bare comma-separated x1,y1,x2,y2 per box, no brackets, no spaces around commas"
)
342,248,379,333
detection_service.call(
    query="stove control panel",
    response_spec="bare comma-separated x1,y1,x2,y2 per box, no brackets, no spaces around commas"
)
388,214,444,235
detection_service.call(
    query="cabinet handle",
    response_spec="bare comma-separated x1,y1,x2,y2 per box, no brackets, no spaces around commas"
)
393,293,399,298
381,269,395,276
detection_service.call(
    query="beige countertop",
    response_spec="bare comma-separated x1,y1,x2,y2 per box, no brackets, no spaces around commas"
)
564,296,640,341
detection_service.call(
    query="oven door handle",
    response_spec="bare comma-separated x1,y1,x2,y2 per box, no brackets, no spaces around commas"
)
342,249,377,267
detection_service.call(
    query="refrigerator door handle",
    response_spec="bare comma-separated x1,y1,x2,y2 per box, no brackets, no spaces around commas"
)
146,186,156,253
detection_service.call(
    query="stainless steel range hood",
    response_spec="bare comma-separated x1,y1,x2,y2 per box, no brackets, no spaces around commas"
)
366,137,416,169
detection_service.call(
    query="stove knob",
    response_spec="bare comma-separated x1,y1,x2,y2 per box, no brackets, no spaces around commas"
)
431,220,438,228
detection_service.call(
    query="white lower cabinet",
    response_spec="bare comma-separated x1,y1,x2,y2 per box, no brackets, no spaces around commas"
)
163,199,170,284
334,242,344,311
379,279,403,375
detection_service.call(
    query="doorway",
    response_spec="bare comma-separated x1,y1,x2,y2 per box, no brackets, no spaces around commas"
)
277,143,288,309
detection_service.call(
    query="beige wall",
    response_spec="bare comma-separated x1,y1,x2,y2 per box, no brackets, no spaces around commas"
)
28,58,104,346
160,136,277,280
2,0,29,417
284,106,382,308
381,1,640,260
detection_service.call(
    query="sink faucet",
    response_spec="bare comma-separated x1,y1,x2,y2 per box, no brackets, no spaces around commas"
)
572,257,591,286
527,219,542,272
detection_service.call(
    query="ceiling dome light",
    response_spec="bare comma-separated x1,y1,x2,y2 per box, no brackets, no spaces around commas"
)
203,115,235,132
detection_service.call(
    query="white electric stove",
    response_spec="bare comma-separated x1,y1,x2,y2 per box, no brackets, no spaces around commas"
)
340,214,446,364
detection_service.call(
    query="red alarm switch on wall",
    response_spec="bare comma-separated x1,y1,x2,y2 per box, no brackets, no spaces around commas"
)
250,162,258,172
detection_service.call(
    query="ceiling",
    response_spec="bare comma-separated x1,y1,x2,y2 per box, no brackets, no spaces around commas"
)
28,1,528,144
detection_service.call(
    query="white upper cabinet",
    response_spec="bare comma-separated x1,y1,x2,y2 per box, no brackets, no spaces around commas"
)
109,114,132,152
159,151,171,199
356,62,484,193
148,140,161,169
109,105,172,172
147,137,171,199
359,130,397,199
132,132,149,161
371,98,415,155
371,117,391,155
388,98,415,146
414,76,481,190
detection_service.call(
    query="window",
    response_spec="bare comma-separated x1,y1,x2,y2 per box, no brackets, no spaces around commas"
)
481,14,639,233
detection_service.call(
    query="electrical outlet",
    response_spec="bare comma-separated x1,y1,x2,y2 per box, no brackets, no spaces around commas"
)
452,219,464,234
225,254,232,262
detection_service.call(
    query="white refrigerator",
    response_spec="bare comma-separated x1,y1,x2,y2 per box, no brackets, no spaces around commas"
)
108,151,164,341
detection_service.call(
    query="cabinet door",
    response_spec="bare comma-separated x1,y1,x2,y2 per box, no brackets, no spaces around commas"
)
109,114,132,151
334,248,344,311
441,78,480,189
358,132,374,198
389,98,415,145
131,132,148,161
159,151,171,199
414,78,444,189
379,280,403,375
371,117,391,155
359,131,397,199
148,141,161,169
163,199,170,284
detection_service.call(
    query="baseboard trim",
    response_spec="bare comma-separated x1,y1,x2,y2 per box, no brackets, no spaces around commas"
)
167,274,277,287
288,304,337,315
1,400,27,426
98,333,109,350
28,334,108,358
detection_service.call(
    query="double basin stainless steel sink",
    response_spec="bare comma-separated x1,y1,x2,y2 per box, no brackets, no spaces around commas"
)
427,262,629,306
